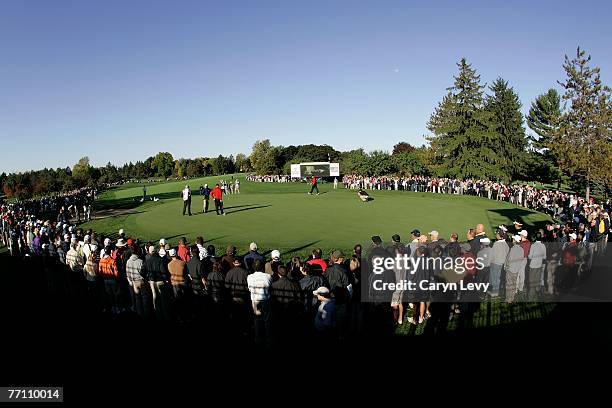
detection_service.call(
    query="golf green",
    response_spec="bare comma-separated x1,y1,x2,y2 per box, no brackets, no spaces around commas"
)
82,174,552,257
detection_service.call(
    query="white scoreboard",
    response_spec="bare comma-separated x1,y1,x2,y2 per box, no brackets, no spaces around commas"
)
290,162,340,178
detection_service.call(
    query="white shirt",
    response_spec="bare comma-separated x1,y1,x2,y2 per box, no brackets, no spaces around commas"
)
182,188,190,201
528,241,547,269
247,271,272,302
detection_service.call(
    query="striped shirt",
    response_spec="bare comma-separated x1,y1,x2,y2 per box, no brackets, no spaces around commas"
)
84,253,99,282
168,258,187,285
126,255,145,284
99,256,119,280
247,271,272,302
66,248,84,272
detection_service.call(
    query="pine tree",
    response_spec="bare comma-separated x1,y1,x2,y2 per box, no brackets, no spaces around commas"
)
554,47,612,199
427,58,503,180
527,89,561,150
526,89,563,185
485,78,528,181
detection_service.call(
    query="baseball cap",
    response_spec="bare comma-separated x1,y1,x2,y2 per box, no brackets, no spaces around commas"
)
480,238,491,244
410,229,421,237
249,242,258,251
159,238,166,246
513,221,523,226
569,233,578,240
168,248,177,257
429,230,439,236
371,235,382,244
271,250,281,261
313,287,330,297
519,230,528,237
116,239,126,247
392,234,401,243
119,229,124,235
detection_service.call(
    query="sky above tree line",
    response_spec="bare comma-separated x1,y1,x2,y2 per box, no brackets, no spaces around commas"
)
1,0,610,174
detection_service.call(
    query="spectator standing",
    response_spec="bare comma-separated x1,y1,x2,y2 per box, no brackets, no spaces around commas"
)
247,259,272,345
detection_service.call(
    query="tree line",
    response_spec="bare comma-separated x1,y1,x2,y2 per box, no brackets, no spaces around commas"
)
1,47,609,200
1,153,239,200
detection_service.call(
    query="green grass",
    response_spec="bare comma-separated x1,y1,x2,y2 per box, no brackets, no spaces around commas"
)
81,173,552,258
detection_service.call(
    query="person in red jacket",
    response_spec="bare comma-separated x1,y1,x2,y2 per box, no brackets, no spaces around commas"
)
308,176,319,195
211,184,225,215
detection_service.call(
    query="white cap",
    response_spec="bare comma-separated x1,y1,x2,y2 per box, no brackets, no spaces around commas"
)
168,248,177,257
519,230,528,237
271,250,281,261
119,229,124,235
569,233,577,240
429,230,439,236
513,235,521,243
513,221,523,226
480,238,491,244
249,242,258,251
159,238,166,246
104,238,111,247
313,286,330,297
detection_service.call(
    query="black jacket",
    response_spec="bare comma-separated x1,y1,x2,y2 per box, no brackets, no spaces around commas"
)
271,277,303,306
206,270,226,303
325,263,351,305
145,255,169,282
225,266,249,299
186,257,205,292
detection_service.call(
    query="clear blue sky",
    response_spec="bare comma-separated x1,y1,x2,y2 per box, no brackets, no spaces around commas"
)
1,0,610,173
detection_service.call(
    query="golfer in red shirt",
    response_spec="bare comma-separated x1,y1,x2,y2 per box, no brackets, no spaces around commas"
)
308,176,319,195
211,184,225,215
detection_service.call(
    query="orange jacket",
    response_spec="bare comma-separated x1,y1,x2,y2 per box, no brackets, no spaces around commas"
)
99,256,119,280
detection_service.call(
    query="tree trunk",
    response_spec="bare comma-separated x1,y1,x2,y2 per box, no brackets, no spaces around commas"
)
586,184,590,201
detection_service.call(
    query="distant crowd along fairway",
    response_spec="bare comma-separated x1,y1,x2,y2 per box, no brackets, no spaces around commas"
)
82,174,552,258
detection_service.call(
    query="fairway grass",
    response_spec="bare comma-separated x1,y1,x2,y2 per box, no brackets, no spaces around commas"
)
82,174,552,258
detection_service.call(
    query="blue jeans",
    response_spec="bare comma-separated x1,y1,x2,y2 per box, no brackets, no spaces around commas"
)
489,264,503,294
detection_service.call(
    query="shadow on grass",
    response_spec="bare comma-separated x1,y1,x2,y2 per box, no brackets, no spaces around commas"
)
226,204,271,214
94,191,183,211
259,240,322,258
486,207,550,233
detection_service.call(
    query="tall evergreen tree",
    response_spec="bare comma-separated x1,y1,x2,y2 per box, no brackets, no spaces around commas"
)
553,47,612,199
527,89,562,150
526,89,563,185
427,58,503,180
485,78,528,180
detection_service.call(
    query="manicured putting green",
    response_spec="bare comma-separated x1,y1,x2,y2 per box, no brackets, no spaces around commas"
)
83,174,552,257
